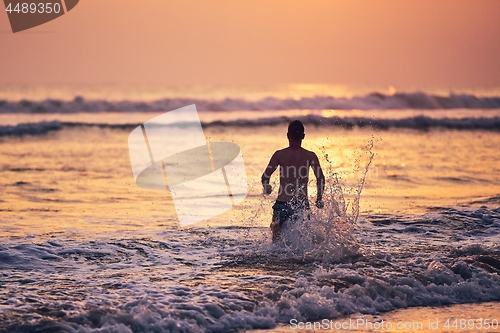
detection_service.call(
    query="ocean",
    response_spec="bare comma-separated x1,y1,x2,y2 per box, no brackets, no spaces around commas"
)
0,84,499,332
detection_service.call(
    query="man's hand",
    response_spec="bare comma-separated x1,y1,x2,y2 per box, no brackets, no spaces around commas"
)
270,220,280,231
263,184,272,195
315,199,324,209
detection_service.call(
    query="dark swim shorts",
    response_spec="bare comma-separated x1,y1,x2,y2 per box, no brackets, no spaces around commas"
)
272,201,310,226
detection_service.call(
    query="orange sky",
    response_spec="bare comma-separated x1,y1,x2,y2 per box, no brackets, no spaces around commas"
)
1,0,499,91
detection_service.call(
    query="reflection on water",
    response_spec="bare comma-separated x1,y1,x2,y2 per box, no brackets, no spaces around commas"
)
1,124,500,236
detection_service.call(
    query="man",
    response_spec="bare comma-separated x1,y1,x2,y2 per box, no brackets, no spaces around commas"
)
261,120,325,243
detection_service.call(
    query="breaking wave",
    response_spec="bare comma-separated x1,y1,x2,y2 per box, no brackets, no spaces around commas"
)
1,115,499,137
1,92,500,113
0,121,62,136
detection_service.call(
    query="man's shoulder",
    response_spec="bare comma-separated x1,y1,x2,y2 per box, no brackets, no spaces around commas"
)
276,147,319,161
277,147,317,155
300,147,318,158
274,147,289,155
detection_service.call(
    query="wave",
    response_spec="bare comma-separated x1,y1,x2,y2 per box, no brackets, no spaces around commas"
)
0,121,62,136
1,92,500,113
203,115,500,130
2,115,500,137
1,206,500,332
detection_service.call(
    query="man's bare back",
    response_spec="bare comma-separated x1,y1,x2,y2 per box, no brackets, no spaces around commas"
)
263,147,323,204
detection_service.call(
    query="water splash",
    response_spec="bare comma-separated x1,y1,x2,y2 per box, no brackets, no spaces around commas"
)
273,140,375,263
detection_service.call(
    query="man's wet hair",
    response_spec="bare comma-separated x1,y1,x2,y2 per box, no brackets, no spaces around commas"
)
288,120,305,141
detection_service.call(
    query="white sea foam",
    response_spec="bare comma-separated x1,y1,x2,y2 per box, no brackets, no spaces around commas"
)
0,209,499,332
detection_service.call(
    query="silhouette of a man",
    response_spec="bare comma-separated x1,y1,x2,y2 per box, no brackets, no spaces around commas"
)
262,120,325,243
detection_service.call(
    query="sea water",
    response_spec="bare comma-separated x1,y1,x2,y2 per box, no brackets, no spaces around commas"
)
1,89,500,332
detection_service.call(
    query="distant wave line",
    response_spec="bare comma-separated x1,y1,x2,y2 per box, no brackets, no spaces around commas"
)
1,115,500,136
1,91,500,113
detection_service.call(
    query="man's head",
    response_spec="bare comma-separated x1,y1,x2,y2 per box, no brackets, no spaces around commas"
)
287,120,305,142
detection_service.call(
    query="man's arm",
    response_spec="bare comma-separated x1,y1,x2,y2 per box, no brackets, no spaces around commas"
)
261,151,279,195
312,153,325,208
